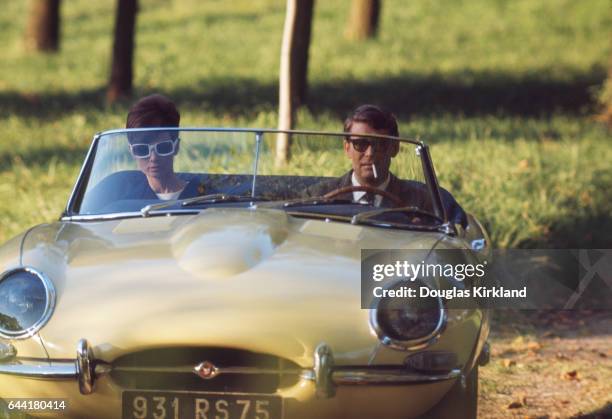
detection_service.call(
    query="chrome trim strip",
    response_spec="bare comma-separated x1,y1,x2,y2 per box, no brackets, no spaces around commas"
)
64,133,100,216
0,359,76,379
331,367,460,385
77,339,95,395
251,132,263,198
65,208,444,232
286,211,444,232
114,365,308,375
314,343,334,398
351,206,442,225
0,267,56,340
96,127,423,146
62,211,143,221
417,144,447,224
252,132,263,197
18,225,38,267
0,359,459,385
61,210,200,222
140,201,182,217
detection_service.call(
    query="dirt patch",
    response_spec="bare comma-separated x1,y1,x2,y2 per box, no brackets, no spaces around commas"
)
479,311,612,419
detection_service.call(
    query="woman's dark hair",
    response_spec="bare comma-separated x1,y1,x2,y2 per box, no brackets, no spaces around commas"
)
343,104,399,137
126,94,180,128
126,94,180,143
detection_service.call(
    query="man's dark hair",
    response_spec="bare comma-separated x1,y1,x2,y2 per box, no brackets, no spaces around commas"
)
126,94,180,143
343,104,399,137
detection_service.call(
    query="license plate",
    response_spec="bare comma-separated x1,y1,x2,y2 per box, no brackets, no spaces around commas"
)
122,390,282,419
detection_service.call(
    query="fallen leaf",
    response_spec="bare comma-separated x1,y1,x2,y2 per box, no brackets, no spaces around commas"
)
527,341,542,351
556,352,570,360
562,370,578,381
501,359,516,368
560,400,570,405
507,401,523,409
598,352,607,358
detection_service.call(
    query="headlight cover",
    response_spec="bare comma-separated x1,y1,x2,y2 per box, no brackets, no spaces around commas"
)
0,267,55,339
370,281,445,350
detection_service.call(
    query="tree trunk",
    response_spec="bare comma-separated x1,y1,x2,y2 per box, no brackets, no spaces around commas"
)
107,0,138,103
276,0,315,166
25,0,61,52
345,0,380,41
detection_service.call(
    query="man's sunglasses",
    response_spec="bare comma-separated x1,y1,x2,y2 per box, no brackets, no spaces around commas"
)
349,138,392,153
129,139,178,159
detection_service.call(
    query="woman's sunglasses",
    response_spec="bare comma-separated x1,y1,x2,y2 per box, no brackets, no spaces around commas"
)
349,138,392,153
129,139,178,159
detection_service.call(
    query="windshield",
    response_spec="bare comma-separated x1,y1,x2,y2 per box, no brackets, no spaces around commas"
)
73,128,437,225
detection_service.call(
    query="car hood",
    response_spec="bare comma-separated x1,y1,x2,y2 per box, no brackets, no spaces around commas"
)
21,208,445,365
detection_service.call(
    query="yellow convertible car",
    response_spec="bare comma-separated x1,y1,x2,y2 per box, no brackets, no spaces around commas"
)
0,128,490,418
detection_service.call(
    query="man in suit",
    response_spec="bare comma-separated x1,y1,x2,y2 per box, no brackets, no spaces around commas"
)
303,104,467,227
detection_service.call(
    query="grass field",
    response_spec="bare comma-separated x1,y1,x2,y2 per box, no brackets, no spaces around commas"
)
0,0,610,247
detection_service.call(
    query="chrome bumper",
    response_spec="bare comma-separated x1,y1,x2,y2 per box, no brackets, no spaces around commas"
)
0,340,460,397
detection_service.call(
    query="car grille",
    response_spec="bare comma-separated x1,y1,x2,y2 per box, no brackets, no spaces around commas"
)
109,347,303,393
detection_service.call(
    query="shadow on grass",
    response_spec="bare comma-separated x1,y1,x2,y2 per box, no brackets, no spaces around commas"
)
0,145,88,172
309,69,606,119
0,88,110,121
0,67,606,121
516,214,612,249
517,172,612,249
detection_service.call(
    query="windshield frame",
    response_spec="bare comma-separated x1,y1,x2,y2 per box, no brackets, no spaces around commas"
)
61,127,447,226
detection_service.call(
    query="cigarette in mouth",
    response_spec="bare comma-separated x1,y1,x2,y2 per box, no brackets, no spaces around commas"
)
372,164,378,179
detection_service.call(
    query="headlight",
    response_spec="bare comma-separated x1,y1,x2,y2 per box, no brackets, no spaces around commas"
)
0,267,55,339
370,280,445,350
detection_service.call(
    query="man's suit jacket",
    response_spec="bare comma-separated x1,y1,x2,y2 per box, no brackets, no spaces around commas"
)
303,171,467,227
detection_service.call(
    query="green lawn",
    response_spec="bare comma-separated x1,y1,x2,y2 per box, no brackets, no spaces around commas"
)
0,0,610,247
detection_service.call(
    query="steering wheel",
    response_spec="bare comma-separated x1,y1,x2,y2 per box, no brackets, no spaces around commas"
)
323,185,405,207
